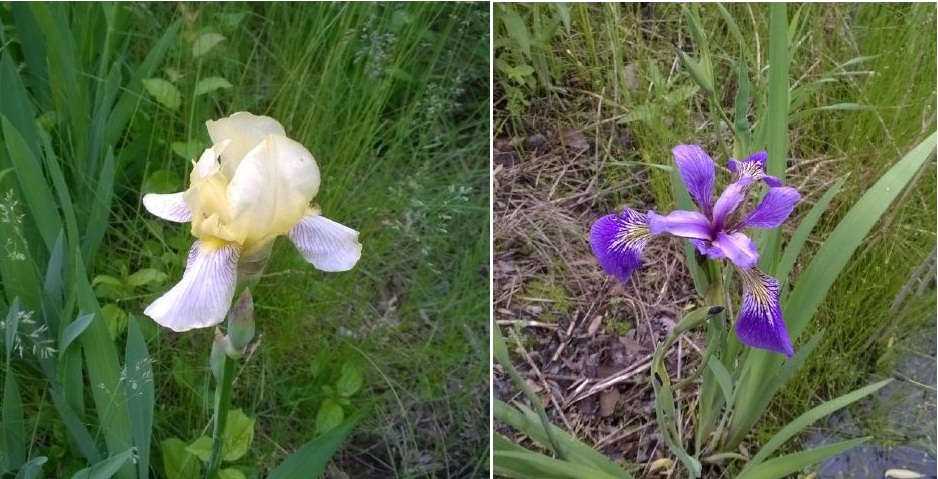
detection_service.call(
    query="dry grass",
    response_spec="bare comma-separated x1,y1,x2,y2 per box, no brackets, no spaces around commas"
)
492,97,733,475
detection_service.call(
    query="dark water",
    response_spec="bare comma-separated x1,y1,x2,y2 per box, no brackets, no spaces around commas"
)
807,330,936,479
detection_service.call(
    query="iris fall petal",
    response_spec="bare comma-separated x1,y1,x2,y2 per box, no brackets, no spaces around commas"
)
142,192,191,223
735,267,794,357
289,214,362,272
144,241,240,332
590,209,653,283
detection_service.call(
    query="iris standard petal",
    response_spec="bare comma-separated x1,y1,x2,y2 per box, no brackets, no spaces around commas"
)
735,267,794,357
206,112,286,178
647,210,713,240
142,192,191,223
740,187,800,229
227,135,321,248
589,209,653,283
672,145,716,213
710,231,759,269
143,240,240,332
711,179,750,230
289,213,362,272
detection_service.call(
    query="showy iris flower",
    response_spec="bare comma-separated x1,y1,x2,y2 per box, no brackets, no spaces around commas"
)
142,112,362,332
590,145,800,356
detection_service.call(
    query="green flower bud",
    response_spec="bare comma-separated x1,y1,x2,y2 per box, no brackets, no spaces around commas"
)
210,328,229,380
226,288,255,355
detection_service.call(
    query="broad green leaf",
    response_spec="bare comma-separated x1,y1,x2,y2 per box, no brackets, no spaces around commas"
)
185,436,212,462
675,49,713,95
336,362,363,397
141,78,182,110
267,412,361,479
223,409,254,461
218,469,246,479
498,5,532,57
747,379,890,467
2,117,61,252
316,398,345,434
706,357,733,404
192,33,226,58
14,456,47,479
216,12,247,30
144,169,183,193
126,268,168,287
59,313,94,353
92,275,123,288
170,142,203,161
194,76,233,96
736,438,870,479
69,448,133,479
101,304,127,339
161,438,200,479
2,366,26,471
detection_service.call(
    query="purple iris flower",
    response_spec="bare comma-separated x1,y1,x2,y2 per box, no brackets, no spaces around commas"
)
590,145,800,357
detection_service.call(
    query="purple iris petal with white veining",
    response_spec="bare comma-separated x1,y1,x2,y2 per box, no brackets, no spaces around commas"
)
590,209,653,283
735,267,793,357
728,151,782,187
589,144,799,356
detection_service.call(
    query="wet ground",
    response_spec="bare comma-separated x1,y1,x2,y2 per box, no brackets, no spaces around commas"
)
808,324,936,479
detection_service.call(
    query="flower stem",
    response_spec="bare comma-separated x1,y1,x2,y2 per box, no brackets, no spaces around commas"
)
206,354,235,478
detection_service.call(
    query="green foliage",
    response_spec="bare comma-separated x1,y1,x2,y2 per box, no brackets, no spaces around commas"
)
2,2,488,477
494,2,935,478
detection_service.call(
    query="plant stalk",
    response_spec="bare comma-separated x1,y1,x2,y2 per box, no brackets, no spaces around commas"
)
206,354,235,478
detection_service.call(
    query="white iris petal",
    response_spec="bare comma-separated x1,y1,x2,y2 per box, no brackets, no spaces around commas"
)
144,241,240,332
142,192,191,223
289,214,362,272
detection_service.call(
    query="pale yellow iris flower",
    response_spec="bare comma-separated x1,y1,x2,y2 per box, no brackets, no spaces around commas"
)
142,112,362,332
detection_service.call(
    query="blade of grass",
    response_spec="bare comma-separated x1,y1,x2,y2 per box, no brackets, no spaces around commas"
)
73,254,134,479
745,379,890,468
494,450,622,479
1,117,62,253
777,178,845,294
736,437,870,479
494,400,635,478
69,448,133,479
760,2,790,274
267,412,362,479
2,300,26,473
